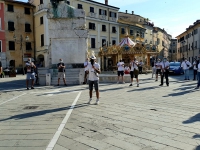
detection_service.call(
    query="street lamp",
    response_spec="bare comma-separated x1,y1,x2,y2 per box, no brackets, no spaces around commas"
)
13,34,29,75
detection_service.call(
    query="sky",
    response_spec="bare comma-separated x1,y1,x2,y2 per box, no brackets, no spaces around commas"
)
20,0,200,38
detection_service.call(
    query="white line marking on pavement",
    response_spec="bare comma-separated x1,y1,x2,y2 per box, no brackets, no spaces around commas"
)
0,93,26,106
46,91,82,150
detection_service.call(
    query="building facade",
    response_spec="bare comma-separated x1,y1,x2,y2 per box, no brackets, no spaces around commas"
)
4,0,35,72
176,20,200,63
169,39,177,62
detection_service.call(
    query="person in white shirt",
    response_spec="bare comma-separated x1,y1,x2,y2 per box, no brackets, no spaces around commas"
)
117,59,125,84
195,56,200,89
159,58,170,86
181,58,192,80
138,60,144,74
155,59,161,81
83,58,89,84
193,58,198,80
129,58,139,87
86,55,101,105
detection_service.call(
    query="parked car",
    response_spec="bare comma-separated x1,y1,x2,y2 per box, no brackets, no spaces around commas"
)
169,62,184,75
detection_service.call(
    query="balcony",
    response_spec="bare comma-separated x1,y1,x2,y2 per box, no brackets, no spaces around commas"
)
109,17,117,22
38,4,49,11
88,12,96,18
99,15,106,20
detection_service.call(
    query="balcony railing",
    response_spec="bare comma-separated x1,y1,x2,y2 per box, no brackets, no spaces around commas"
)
38,4,49,11
88,12,96,18
109,17,117,22
99,15,106,20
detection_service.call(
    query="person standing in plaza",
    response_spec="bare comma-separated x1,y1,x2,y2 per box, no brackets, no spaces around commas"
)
181,58,192,80
151,60,156,78
117,59,125,84
129,58,139,87
195,56,200,89
26,58,36,90
159,58,170,86
138,60,144,74
193,58,198,80
57,58,67,86
155,59,161,81
83,58,89,84
86,55,101,105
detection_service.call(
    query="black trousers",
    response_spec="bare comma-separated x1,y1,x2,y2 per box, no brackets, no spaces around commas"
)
139,67,143,74
161,71,169,85
194,70,197,80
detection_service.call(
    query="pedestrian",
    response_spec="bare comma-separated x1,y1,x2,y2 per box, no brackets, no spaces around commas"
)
151,60,156,78
57,58,67,86
34,63,39,85
138,60,144,74
159,57,170,86
83,58,89,84
193,58,198,80
0,57,2,78
129,58,139,87
26,58,36,90
181,58,192,80
155,59,161,81
195,56,200,89
86,55,101,105
117,59,125,84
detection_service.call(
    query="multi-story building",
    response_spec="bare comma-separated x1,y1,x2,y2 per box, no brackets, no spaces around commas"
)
169,39,177,62
176,20,200,63
4,0,35,72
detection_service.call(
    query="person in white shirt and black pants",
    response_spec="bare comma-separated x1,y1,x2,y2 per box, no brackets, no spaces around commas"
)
181,58,192,80
129,58,139,87
193,58,198,80
117,59,125,84
195,56,200,89
160,58,170,86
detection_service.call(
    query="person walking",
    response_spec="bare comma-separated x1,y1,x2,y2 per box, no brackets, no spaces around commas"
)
83,58,89,84
193,58,198,80
138,60,144,74
129,58,139,87
159,58,170,86
117,59,125,84
195,56,200,89
151,60,156,78
26,58,36,90
155,59,161,81
86,55,101,105
57,58,67,86
181,58,192,80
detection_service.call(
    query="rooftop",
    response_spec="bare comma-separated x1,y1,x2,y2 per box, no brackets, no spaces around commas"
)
85,0,119,9
4,0,34,6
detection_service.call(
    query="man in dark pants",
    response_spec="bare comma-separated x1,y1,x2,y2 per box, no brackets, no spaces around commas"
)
160,58,170,86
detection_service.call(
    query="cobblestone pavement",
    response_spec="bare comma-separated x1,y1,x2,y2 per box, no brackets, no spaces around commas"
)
0,72,200,150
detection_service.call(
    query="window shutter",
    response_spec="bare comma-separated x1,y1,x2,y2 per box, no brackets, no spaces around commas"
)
41,34,44,46
99,9,101,15
91,38,95,48
105,10,107,16
110,12,111,17
115,13,117,18
89,22,92,29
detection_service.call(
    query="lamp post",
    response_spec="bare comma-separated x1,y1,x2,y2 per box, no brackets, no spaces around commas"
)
13,35,29,75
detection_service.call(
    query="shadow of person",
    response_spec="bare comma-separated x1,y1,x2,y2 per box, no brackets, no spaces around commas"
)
195,145,200,150
193,134,200,139
183,113,200,124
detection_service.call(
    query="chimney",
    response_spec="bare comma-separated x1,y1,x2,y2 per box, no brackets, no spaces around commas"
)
105,0,108,5
126,10,127,13
132,11,134,15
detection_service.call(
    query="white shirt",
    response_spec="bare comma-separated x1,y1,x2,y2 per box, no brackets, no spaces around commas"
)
130,61,139,71
85,62,100,81
138,62,144,67
117,62,124,71
156,62,161,69
160,61,170,71
193,61,197,70
84,61,89,71
181,61,191,70
198,63,200,72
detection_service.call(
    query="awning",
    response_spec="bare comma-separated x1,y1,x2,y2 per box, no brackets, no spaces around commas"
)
23,58,35,62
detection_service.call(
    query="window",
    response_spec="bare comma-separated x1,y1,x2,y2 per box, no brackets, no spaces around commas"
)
99,9,107,15
67,1,70,5
157,38,160,45
173,50,175,53
109,12,116,18
9,41,15,50
136,31,140,37
188,44,190,50
40,0,43,4
8,21,15,31
150,41,152,44
102,25,106,31
40,16,43,25
130,30,133,35
26,42,32,50
24,7,30,14
41,34,44,46
121,28,125,34
7,4,14,12
112,27,116,33
91,38,95,48
0,40,2,52
194,29,198,35
89,22,95,30
78,4,83,9
25,23,31,32
112,40,116,45
90,7,94,13
102,39,106,47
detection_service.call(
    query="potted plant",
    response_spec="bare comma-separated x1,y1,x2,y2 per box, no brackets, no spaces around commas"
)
9,68,16,77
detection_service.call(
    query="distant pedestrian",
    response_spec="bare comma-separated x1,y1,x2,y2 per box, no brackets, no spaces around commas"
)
151,60,156,78
34,64,39,85
181,58,192,80
86,55,101,105
57,58,67,86
155,59,161,81
26,58,36,90
129,58,139,87
117,59,125,84
138,60,144,74
195,56,200,89
83,58,89,84
159,58,170,86
193,58,198,80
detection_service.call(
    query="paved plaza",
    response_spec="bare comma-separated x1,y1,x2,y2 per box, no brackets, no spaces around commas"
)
0,72,200,150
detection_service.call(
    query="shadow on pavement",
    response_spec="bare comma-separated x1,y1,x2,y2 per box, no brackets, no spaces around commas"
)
0,103,89,122
195,145,200,150
182,113,200,124
127,86,159,92
163,89,196,97
193,134,200,139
